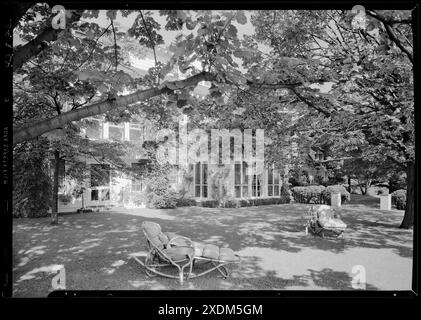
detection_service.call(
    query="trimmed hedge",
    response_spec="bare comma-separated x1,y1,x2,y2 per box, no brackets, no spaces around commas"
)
291,185,326,204
198,196,291,208
280,184,292,204
291,185,350,205
322,185,350,205
391,189,406,210
175,198,197,207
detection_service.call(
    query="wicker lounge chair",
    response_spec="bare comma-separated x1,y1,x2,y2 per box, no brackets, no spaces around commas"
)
131,221,240,284
305,205,347,238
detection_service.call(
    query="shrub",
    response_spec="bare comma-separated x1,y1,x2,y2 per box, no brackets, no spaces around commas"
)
198,196,290,208
144,174,177,209
280,184,291,204
291,185,326,204
199,200,219,208
220,199,239,208
238,199,251,207
13,140,52,218
175,198,197,207
147,192,177,209
391,189,406,210
322,185,350,205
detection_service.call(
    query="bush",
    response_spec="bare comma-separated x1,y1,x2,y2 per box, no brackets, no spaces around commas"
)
147,194,177,209
144,175,177,209
391,189,406,210
322,185,350,205
199,200,219,208
175,198,197,207
280,184,291,204
13,140,52,218
291,185,326,204
220,199,239,208
198,196,290,208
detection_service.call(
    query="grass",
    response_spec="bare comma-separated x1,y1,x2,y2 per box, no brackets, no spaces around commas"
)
13,195,413,296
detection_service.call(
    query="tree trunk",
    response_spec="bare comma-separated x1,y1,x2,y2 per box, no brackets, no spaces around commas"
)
400,161,414,229
51,150,60,225
347,175,352,193
358,179,366,195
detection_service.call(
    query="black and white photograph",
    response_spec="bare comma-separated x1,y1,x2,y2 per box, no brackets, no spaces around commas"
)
3,3,417,299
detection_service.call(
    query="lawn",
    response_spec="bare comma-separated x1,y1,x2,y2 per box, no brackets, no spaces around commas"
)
13,196,413,296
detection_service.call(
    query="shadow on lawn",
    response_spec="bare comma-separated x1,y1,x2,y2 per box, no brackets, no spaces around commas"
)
131,204,412,258
12,201,410,295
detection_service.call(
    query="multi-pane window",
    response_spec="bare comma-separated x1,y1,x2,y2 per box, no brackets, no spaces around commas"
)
109,123,124,141
314,151,324,161
268,165,281,196
131,163,144,192
84,119,102,140
129,124,144,144
234,161,249,198
251,162,262,197
194,162,208,198
91,189,110,201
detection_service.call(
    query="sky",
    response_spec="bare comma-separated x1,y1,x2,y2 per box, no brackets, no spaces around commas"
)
14,9,331,92
92,10,259,49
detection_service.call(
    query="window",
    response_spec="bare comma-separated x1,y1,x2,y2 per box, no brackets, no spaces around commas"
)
234,161,249,198
91,189,99,201
314,151,324,161
92,189,110,201
129,127,143,144
194,162,208,198
85,119,102,140
109,124,124,141
251,162,262,197
131,163,144,192
268,165,281,197
90,164,111,202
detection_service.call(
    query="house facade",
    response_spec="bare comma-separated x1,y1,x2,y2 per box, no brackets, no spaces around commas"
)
56,116,287,212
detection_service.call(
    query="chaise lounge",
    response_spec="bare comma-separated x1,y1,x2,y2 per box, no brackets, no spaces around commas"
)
131,221,240,284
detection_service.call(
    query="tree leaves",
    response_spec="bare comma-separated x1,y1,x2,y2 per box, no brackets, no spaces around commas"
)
236,11,247,25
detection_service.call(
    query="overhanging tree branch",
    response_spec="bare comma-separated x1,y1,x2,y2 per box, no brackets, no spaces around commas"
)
13,71,216,144
13,9,84,72
11,2,34,29
289,87,332,117
366,10,413,64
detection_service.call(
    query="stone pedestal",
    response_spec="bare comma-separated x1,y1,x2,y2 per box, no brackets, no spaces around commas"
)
380,194,392,210
331,193,341,208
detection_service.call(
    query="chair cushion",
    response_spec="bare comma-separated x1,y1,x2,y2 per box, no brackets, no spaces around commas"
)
162,247,194,261
219,247,238,262
165,232,190,247
158,233,170,247
143,221,161,237
142,221,166,249
202,244,220,260
192,241,205,257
